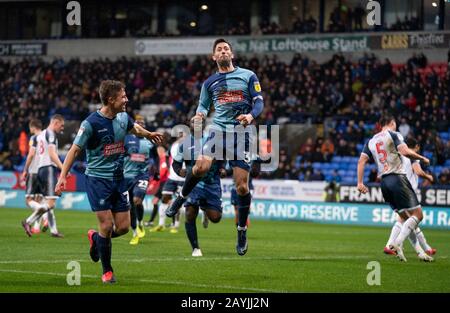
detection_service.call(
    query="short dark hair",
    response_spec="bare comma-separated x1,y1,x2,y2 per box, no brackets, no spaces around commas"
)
378,114,396,127
213,38,232,52
51,114,65,122
29,119,42,129
99,80,125,105
405,137,418,149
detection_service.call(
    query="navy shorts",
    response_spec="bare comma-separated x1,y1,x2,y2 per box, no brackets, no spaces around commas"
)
85,176,130,213
162,179,184,196
202,129,253,171
124,177,149,201
37,165,58,199
185,183,222,212
381,174,420,213
25,173,41,197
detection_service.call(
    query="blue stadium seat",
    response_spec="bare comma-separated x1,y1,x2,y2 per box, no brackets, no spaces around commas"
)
439,132,449,140
331,163,340,170
342,156,352,163
342,176,355,183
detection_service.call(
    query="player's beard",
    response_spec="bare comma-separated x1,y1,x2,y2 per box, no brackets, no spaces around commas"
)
217,57,231,68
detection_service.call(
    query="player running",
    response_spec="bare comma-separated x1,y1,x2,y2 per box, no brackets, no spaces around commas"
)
20,119,48,234
383,137,436,261
173,119,227,256
55,80,163,283
357,115,430,262
166,38,264,256
21,115,65,238
124,115,159,245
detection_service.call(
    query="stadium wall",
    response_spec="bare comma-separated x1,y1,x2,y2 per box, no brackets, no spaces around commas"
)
1,31,450,63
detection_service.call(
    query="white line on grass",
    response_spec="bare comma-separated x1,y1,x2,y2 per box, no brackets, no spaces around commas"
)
0,269,97,279
0,255,376,264
0,269,285,292
138,278,286,293
2,255,444,265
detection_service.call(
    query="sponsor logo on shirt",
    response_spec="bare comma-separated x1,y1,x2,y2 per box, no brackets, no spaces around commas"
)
103,142,125,156
130,153,146,162
217,90,244,104
98,128,108,133
254,82,261,92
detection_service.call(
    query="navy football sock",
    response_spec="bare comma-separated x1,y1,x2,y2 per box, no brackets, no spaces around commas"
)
130,203,137,230
237,193,251,228
149,204,158,222
136,203,144,222
185,221,199,250
181,168,202,198
96,234,113,274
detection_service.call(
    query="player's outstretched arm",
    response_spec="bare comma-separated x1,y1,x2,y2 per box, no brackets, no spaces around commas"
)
55,144,81,195
357,154,369,194
130,123,164,145
397,144,430,165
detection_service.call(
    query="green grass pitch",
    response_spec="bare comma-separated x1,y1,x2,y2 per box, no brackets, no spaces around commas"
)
0,207,449,292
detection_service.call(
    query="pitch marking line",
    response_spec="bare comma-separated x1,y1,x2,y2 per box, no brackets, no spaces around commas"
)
0,269,285,292
0,255,378,264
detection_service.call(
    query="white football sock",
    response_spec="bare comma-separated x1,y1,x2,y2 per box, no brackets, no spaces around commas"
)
386,221,403,247
408,230,425,254
132,228,137,236
158,203,168,227
41,212,48,224
47,209,58,234
415,227,432,251
394,216,419,247
26,203,48,225
28,200,42,211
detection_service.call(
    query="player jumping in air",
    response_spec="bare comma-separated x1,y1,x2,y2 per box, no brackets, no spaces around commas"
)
357,114,430,262
165,38,264,256
55,80,163,283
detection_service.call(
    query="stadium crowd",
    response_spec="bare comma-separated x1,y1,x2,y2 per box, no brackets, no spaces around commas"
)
0,52,449,185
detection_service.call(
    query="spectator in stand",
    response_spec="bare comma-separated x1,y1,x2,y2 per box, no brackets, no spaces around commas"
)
398,118,411,138
321,138,335,162
439,169,449,185
300,138,315,154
